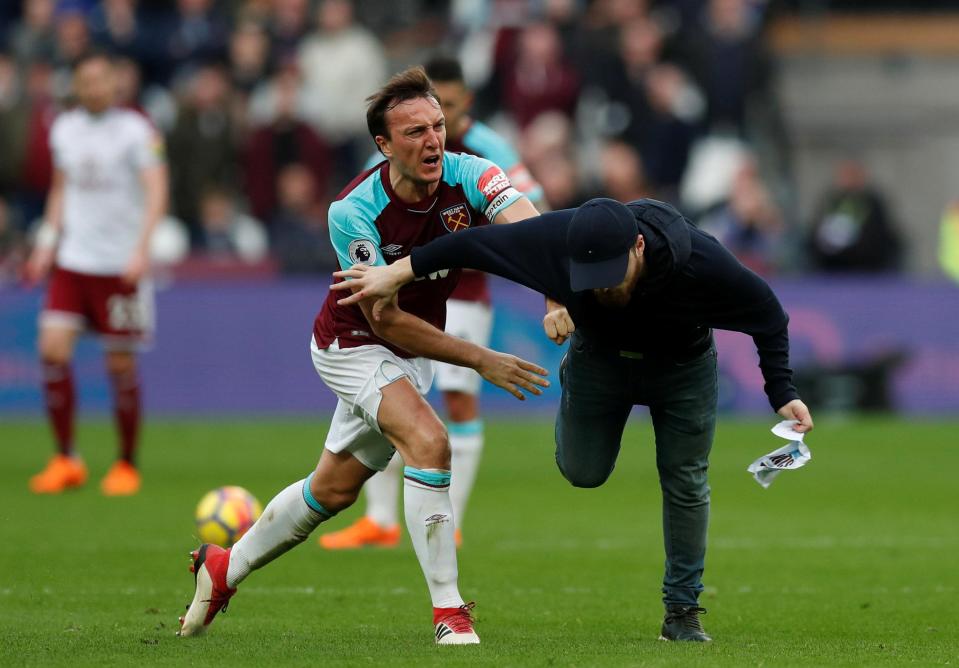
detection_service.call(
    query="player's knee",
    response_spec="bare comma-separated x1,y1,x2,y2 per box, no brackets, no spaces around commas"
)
404,423,450,469
105,352,137,377
39,348,70,367
38,338,70,366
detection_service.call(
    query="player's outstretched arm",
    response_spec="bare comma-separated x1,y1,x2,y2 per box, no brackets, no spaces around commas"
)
353,294,549,401
777,399,814,433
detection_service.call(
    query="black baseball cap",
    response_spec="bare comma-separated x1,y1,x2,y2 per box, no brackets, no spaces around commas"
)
567,198,638,292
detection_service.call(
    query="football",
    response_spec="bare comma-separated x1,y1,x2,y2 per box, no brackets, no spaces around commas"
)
194,486,263,547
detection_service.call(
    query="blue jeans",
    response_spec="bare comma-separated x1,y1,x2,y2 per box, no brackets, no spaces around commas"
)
555,333,718,606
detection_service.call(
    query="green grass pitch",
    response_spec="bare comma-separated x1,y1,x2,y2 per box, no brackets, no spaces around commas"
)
1,417,956,666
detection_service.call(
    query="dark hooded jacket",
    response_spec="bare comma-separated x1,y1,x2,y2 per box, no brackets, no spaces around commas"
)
410,199,798,410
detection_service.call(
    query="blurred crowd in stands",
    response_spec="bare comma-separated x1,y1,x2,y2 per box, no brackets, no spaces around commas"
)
0,0,912,284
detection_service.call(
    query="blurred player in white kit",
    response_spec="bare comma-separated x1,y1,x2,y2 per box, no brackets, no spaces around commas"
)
25,51,168,496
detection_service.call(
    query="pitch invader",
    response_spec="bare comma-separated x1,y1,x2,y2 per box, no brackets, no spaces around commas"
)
320,56,549,550
25,52,168,496
178,67,548,644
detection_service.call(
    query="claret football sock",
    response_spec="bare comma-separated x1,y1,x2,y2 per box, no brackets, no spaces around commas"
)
403,467,464,608
43,362,75,456
448,420,483,531
226,475,333,588
365,455,402,527
109,369,140,465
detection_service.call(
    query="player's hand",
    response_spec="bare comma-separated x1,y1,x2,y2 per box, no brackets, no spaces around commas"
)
331,262,409,320
543,303,575,345
122,248,149,286
23,246,55,285
777,399,814,433
476,349,549,401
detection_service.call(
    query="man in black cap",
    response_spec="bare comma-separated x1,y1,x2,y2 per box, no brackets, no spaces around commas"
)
330,197,814,642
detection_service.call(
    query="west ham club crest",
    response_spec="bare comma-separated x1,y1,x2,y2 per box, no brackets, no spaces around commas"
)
440,203,471,233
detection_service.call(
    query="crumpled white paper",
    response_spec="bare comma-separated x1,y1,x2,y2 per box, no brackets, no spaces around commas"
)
746,420,812,488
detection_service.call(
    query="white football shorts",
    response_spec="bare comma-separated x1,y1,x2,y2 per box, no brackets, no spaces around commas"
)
434,299,493,395
310,336,434,471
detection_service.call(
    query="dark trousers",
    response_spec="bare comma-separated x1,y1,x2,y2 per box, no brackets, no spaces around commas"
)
555,333,718,606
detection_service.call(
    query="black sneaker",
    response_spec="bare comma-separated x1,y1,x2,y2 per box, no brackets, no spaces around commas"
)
659,605,712,642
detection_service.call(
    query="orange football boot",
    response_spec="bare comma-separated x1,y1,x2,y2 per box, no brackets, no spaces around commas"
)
29,454,88,494
318,516,400,549
454,529,463,548
100,460,141,496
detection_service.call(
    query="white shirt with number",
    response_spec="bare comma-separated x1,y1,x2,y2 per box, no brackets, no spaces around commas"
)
51,107,163,275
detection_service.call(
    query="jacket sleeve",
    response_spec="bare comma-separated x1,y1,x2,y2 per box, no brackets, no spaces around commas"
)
698,237,800,411
410,211,575,303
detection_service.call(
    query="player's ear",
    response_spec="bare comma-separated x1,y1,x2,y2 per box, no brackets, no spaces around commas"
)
375,134,392,159
634,234,645,255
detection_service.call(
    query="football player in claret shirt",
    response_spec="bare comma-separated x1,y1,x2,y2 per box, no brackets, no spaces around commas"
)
178,67,549,644
25,52,168,496
320,56,549,550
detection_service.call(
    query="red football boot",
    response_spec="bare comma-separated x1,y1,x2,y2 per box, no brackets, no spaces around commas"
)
177,544,237,637
433,602,480,644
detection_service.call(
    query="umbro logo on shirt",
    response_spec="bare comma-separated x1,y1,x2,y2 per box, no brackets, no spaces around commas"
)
380,244,404,256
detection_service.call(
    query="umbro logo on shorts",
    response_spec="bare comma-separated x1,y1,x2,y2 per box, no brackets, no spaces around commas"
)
425,513,449,526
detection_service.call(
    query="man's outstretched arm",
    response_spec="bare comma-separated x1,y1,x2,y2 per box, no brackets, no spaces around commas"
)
332,212,575,315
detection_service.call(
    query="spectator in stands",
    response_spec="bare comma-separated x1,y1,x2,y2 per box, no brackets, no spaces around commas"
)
197,186,267,263
167,64,236,240
520,110,573,171
229,20,272,94
88,0,151,73
521,112,592,210
243,67,332,222
501,21,580,128
0,52,27,202
112,55,143,111
593,16,704,199
270,163,338,274
698,157,784,276
569,0,649,83
532,152,592,211
53,6,93,71
807,159,904,274
8,0,57,66
596,139,650,203
15,59,57,227
159,0,230,84
297,0,386,180
268,0,312,64
111,55,177,132
0,196,25,284
680,0,772,136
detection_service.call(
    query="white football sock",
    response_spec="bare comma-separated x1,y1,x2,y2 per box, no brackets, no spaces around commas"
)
403,467,464,609
448,420,483,531
364,454,402,527
227,475,331,588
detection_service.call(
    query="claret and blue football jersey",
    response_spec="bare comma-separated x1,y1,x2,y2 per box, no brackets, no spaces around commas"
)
313,151,523,358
